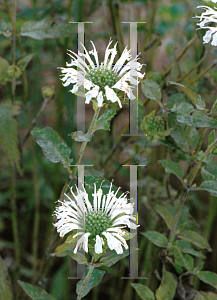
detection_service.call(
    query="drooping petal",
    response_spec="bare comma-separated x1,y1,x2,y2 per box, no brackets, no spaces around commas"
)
105,86,122,107
97,91,104,107
74,232,90,253
95,235,103,253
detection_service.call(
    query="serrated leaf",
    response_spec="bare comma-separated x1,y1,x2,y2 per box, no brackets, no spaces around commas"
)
17,54,34,72
174,240,205,258
20,18,73,40
197,271,217,289
201,163,217,181
168,81,206,110
178,230,211,251
200,180,217,196
141,79,162,102
156,266,177,300
18,280,56,300
99,247,137,267
93,108,116,132
76,267,105,298
176,103,217,128
0,256,13,300
31,127,72,169
0,104,21,173
158,159,183,181
70,131,92,142
131,283,155,300
141,231,167,248
155,204,174,230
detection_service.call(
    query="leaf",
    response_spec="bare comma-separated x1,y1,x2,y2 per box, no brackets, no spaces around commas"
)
0,103,21,173
51,242,77,257
156,266,177,300
0,57,9,78
208,130,215,146
17,54,34,72
0,21,12,37
65,250,87,265
168,113,197,152
178,230,212,251
141,79,162,102
200,291,217,300
76,267,105,298
154,204,175,230
197,271,217,289
158,159,183,181
174,240,205,258
200,180,217,197
99,247,137,267
0,256,13,300
70,131,92,142
92,108,116,132
141,231,167,248
211,99,217,114
201,163,217,181
168,81,206,110
131,283,155,300
176,103,217,128
20,18,73,40
18,280,56,300
31,127,72,169
168,245,188,274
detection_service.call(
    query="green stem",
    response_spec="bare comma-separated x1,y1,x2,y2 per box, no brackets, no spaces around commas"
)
77,257,95,300
10,165,20,299
169,138,217,244
11,0,17,104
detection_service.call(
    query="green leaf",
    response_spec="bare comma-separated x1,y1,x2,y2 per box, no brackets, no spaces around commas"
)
0,57,9,78
93,108,116,132
158,159,183,181
183,254,194,272
18,280,56,300
168,81,206,110
51,240,77,258
141,231,167,248
208,130,215,146
154,204,174,230
201,163,217,181
0,21,12,37
211,99,217,114
197,271,217,289
20,18,74,40
200,180,217,197
76,267,105,298
174,240,205,258
168,113,197,152
65,250,88,265
200,291,217,300
168,245,192,273
178,230,211,251
31,127,72,169
70,131,92,142
99,247,137,267
0,103,21,173
176,103,217,128
141,79,162,102
131,283,155,300
156,266,177,300
17,54,34,72
0,256,13,300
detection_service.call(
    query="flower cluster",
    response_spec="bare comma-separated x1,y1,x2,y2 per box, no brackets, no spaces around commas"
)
53,182,138,255
195,1,217,46
59,39,145,108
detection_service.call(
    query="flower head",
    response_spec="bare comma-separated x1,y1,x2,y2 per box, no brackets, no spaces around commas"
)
53,182,138,255
59,39,145,108
195,5,217,46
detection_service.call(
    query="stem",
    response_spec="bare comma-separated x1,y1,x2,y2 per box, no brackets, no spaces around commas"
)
10,165,20,299
169,138,217,244
11,0,17,104
77,257,95,300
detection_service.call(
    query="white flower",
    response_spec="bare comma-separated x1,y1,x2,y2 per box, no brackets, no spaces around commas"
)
195,5,217,46
53,182,138,255
58,39,145,108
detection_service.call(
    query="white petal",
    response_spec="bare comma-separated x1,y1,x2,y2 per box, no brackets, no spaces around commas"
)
107,42,118,69
84,79,93,90
95,235,103,253
113,47,132,73
79,42,95,68
105,86,122,108
97,91,104,107
85,85,100,104
70,84,79,93
203,30,213,43
104,38,113,67
211,32,217,45
74,232,90,253
89,40,99,67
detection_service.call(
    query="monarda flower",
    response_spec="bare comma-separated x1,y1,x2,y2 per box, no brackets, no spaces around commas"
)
59,39,145,108
195,3,217,46
53,182,138,255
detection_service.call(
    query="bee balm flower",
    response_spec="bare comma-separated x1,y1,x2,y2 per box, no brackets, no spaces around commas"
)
195,5,217,46
53,182,138,255
59,39,145,108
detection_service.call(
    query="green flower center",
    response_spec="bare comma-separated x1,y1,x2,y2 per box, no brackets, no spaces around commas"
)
84,210,113,236
86,66,118,93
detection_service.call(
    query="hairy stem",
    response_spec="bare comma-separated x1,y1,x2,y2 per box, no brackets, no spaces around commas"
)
77,257,95,300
